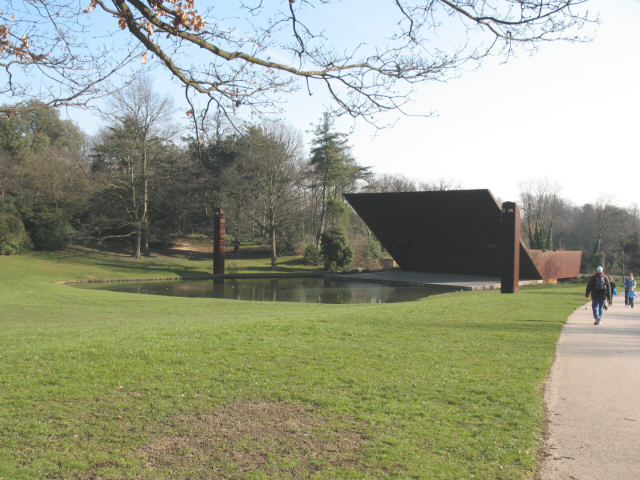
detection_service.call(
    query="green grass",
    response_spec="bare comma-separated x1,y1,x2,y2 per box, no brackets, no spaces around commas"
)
0,248,585,479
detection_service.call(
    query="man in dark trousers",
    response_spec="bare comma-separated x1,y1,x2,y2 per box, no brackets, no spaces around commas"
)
585,266,611,325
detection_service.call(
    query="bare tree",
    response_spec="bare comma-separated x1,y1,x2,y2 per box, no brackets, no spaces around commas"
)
108,77,174,255
0,2,141,116
590,196,629,268
365,173,419,193
364,174,461,193
231,122,304,268
3,1,595,120
98,1,595,123
419,178,463,191
519,178,562,250
93,77,174,258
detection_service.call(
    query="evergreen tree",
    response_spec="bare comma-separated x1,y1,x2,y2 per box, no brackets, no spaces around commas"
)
309,113,368,246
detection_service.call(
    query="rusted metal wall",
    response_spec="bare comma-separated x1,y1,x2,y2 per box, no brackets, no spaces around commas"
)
213,207,225,275
526,249,583,281
345,190,504,276
345,190,582,281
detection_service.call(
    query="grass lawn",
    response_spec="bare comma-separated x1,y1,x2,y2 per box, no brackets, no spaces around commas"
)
0,247,586,479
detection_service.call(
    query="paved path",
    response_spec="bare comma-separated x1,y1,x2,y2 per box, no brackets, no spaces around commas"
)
537,299,640,479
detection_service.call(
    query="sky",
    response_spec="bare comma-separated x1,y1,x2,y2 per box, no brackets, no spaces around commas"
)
63,1,640,208
342,0,640,207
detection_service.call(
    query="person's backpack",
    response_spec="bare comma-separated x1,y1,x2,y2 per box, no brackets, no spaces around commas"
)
592,275,608,293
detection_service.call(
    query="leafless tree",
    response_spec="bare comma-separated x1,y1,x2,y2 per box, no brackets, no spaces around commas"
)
92,77,174,258
0,1,141,116
591,196,629,260
420,178,462,191
519,178,562,250
107,77,174,255
364,174,461,193
3,1,595,121
365,173,418,193
98,0,595,123
231,122,304,268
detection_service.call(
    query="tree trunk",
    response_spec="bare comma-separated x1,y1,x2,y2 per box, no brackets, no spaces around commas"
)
271,229,277,269
134,225,142,259
143,218,150,256
316,185,327,247
142,137,150,256
128,159,141,259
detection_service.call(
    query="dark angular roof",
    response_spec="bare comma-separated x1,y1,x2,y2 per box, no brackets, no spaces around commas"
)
345,189,581,280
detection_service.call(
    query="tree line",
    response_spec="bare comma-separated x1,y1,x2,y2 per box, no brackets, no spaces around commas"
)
1,79,639,275
0,78,375,270
518,180,640,276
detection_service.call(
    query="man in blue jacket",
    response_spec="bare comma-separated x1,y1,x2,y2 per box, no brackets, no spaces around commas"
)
585,266,611,325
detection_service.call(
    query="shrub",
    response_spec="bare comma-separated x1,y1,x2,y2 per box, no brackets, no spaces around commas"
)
364,237,383,260
276,234,298,256
326,197,350,229
23,206,74,251
0,205,31,255
320,228,353,272
303,244,322,266
350,235,384,271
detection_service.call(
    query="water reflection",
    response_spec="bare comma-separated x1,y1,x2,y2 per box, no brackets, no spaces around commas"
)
74,277,448,304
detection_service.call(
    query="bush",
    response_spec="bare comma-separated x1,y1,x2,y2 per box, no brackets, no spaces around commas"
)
0,205,31,255
303,244,322,266
364,237,383,260
326,197,350,228
350,235,384,270
23,206,74,251
276,234,298,256
320,228,353,272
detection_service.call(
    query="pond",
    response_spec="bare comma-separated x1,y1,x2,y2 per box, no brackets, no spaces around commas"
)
73,277,449,304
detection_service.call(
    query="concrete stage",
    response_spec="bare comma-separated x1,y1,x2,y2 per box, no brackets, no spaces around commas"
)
334,271,543,291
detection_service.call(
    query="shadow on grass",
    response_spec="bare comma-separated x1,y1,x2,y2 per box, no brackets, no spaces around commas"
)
225,248,272,260
52,246,320,279
277,257,308,267
229,265,321,274
89,260,213,279
461,320,565,333
39,247,213,280
521,289,585,296
160,249,212,261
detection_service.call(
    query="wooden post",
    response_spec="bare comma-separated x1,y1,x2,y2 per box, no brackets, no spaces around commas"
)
213,207,225,275
501,201,520,294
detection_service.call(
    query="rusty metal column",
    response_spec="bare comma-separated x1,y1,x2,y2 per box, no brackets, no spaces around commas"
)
213,207,225,275
501,201,520,294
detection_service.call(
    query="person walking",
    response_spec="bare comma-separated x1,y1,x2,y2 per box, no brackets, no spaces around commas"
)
623,273,636,307
628,288,636,308
585,266,611,325
609,277,617,300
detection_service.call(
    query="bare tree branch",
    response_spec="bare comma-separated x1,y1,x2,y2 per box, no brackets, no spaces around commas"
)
2,1,596,123
0,0,143,116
